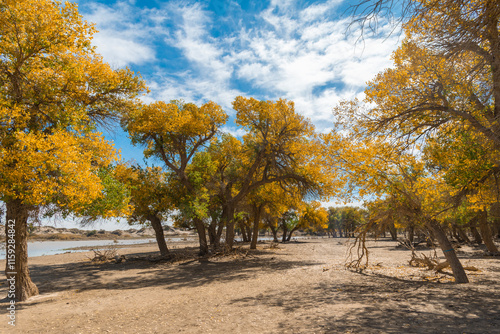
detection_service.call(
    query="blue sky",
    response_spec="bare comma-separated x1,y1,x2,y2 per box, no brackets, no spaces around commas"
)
60,0,401,229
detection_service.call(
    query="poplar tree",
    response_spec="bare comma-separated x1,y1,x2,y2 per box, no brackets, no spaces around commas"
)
0,0,146,300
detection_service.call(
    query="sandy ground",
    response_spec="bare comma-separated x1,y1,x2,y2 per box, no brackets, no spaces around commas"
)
1,238,499,334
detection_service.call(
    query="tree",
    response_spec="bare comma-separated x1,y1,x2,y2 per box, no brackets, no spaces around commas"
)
365,200,400,240
71,165,133,225
261,186,291,242
121,100,227,255
328,206,366,238
0,0,146,300
287,201,328,241
329,0,500,282
115,164,173,256
423,128,500,252
346,0,500,153
211,97,331,250
324,133,470,282
243,183,288,249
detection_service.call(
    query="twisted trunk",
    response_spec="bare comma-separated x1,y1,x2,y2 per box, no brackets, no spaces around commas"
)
281,225,288,243
286,227,299,242
238,221,249,242
269,223,278,242
208,216,224,250
5,199,39,301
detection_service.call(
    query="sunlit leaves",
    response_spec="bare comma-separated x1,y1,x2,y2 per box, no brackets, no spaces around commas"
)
122,100,227,170
114,164,173,224
0,0,146,215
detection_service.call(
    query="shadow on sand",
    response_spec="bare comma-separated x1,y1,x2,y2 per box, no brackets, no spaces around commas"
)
229,268,500,334
5,247,320,307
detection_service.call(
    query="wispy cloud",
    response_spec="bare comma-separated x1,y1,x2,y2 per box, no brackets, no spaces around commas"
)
220,126,247,138
78,0,400,133
80,1,161,67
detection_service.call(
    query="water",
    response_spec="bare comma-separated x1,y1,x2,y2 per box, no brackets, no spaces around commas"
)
0,238,162,258
0,235,308,258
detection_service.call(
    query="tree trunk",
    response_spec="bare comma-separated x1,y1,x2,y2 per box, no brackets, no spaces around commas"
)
269,225,278,242
491,202,500,238
407,225,414,243
470,226,483,244
493,218,500,239
427,220,469,283
250,204,263,250
456,226,471,244
216,220,224,247
281,226,288,243
478,210,499,253
193,217,209,255
149,215,169,256
286,227,299,242
208,221,216,247
238,221,248,242
208,218,223,250
244,224,252,243
5,199,39,301
225,206,236,250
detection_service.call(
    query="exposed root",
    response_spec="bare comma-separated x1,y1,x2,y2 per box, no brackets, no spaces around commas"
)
406,244,451,272
409,251,440,270
345,224,371,270
87,245,118,263
434,261,450,272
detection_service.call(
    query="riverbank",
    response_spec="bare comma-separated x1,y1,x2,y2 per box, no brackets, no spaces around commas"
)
0,225,196,241
1,238,499,333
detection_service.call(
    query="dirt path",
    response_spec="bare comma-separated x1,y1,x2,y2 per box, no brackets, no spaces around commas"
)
1,238,499,333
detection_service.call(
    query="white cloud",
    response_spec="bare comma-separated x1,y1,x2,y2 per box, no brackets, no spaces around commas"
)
299,0,342,22
220,126,247,138
220,4,399,131
80,0,400,133
82,1,160,67
173,4,222,65
92,34,154,68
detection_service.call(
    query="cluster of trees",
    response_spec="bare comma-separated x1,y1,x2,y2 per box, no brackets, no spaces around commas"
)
116,97,334,256
324,0,500,283
326,207,367,238
2,0,499,300
0,1,336,301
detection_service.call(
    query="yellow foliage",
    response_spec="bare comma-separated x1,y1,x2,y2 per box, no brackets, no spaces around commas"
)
0,0,146,212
